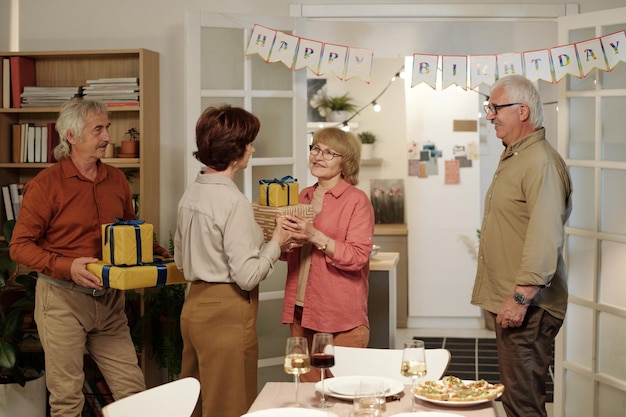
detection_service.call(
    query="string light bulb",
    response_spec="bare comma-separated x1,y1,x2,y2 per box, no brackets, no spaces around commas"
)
341,122,350,132
372,101,381,112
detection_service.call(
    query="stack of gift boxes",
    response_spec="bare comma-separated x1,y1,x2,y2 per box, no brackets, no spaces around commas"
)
87,219,186,290
252,176,314,241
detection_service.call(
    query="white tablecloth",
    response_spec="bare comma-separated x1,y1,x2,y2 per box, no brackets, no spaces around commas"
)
246,382,500,417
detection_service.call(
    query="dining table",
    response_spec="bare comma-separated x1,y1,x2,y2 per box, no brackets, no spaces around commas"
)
246,382,501,416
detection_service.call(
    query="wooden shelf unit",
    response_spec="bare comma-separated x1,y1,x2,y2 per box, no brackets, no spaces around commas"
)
0,49,162,387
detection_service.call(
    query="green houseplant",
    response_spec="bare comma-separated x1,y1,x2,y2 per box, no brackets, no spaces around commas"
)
309,86,358,121
0,220,43,387
357,131,377,144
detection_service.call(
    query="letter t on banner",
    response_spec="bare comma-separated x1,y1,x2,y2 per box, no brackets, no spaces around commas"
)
411,54,438,88
245,24,277,62
523,49,554,83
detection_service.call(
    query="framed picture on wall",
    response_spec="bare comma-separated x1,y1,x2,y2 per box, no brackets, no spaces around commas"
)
370,179,405,224
307,78,326,122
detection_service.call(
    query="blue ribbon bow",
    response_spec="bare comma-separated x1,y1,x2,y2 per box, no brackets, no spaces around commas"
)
259,176,297,205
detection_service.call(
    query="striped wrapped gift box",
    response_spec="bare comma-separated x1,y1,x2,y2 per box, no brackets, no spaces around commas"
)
252,203,314,242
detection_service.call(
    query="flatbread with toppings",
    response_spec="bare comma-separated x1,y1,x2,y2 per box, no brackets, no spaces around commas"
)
413,376,505,402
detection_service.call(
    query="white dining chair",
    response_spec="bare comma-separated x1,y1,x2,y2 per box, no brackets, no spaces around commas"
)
101,377,200,417
331,346,451,384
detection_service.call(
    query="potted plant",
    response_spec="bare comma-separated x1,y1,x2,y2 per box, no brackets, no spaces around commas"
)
309,86,358,122
358,131,377,159
119,128,140,158
0,220,47,417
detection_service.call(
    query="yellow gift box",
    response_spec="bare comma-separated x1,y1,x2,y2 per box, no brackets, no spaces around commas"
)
102,219,153,266
258,176,299,207
252,203,314,242
87,257,186,290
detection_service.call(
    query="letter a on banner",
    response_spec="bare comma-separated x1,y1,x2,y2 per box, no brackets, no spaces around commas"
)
496,53,524,77
550,44,582,82
345,47,374,83
294,38,324,75
600,30,626,70
245,24,277,62
268,31,300,69
319,43,349,80
523,49,554,83
576,38,609,76
469,55,497,88
411,54,438,88
441,55,467,89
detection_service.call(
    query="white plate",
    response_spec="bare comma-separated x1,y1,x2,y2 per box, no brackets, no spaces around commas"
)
317,376,405,400
390,413,464,417
242,408,339,417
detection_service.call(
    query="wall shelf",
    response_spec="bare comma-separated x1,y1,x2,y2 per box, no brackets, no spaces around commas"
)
361,158,383,166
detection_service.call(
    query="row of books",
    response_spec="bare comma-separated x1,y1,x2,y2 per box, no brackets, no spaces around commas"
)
11,122,60,163
82,77,140,107
2,183,24,221
1,55,140,108
82,378,113,417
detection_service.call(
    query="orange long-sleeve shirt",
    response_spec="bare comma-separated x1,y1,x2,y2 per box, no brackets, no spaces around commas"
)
9,158,135,281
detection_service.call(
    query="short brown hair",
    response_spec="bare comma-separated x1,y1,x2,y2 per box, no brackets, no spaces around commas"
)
194,105,260,171
311,127,361,185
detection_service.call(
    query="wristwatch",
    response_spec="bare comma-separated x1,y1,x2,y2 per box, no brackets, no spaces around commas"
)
513,292,530,305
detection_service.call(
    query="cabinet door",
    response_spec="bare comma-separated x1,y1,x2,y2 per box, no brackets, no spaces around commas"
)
184,11,309,389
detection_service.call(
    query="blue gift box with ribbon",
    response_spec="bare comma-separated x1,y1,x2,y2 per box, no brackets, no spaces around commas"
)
87,257,186,290
259,176,299,207
101,218,153,266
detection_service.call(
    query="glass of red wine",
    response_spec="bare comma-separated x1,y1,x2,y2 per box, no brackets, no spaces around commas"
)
310,332,335,408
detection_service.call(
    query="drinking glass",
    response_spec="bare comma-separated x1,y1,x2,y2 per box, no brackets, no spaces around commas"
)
353,377,385,417
401,339,427,386
310,332,335,408
284,337,311,407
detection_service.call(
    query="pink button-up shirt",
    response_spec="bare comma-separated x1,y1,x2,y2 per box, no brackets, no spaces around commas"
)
281,180,375,333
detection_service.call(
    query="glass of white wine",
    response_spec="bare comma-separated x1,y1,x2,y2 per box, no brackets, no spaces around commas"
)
284,336,311,407
401,339,427,386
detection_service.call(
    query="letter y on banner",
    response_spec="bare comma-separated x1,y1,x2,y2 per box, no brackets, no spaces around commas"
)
345,47,374,83
601,30,626,70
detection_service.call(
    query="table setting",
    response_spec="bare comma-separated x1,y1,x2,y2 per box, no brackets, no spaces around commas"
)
243,336,501,417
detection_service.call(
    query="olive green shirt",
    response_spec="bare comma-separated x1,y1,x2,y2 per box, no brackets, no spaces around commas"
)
471,128,572,319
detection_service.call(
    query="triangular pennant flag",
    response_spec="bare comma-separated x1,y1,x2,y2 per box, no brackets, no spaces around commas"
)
344,47,374,83
550,44,582,82
294,37,324,74
245,24,276,62
576,38,609,76
600,30,626,70
268,31,299,69
319,43,349,80
411,54,438,88
469,55,497,88
496,53,524,78
523,49,554,83
441,56,467,89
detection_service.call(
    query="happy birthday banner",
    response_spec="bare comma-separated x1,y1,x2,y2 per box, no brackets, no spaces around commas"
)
245,24,374,82
412,30,626,89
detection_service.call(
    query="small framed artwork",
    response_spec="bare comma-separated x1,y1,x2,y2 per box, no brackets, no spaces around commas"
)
370,179,405,224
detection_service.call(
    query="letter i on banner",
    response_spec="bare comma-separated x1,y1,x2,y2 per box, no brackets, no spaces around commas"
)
523,49,554,83
294,38,324,75
441,55,468,89
268,31,300,69
550,44,582,82
496,53,524,78
576,38,609,76
245,24,277,62
601,30,626,70
345,47,374,83
319,43,349,80
411,54,438,88
469,55,497,89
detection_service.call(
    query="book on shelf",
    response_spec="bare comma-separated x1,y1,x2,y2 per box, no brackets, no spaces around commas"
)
21,85,82,107
85,77,138,85
47,122,59,163
2,185,14,221
12,123,21,163
20,122,29,163
104,101,140,107
2,58,10,108
9,56,36,108
8,183,23,219
34,126,42,163
26,123,36,163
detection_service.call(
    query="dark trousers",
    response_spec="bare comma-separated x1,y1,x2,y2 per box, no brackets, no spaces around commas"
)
494,306,563,417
